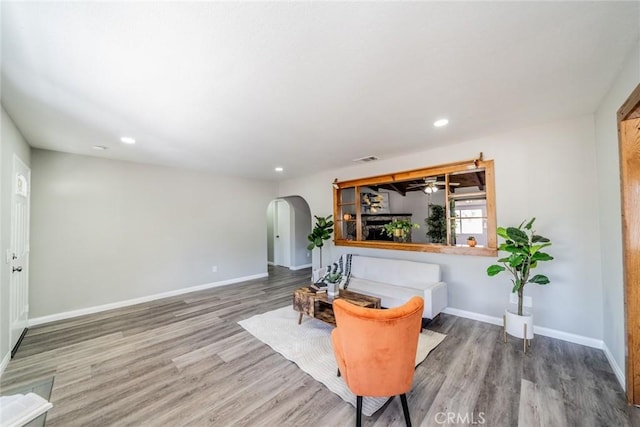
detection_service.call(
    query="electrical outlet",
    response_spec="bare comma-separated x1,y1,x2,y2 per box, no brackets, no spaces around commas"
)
212,266,217,273
510,293,533,307
306,252,310,257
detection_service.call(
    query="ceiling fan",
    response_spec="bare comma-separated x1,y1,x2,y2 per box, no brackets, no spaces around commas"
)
407,177,459,193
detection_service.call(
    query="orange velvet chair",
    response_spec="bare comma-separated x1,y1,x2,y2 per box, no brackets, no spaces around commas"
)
331,296,424,427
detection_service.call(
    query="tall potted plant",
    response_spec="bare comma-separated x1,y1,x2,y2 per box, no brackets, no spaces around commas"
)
425,205,446,244
486,218,553,342
307,215,334,268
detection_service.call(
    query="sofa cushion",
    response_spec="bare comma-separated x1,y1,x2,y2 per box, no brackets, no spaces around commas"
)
350,255,441,287
346,277,423,310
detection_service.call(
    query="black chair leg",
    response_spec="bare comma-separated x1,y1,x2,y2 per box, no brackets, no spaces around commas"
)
400,394,411,427
356,395,363,427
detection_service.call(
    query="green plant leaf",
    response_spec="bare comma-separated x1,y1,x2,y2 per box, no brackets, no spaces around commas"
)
501,244,528,255
512,279,524,292
487,265,505,276
529,274,550,285
532,235,550,243
530,243,552,254
508,254,524,268
506,227,528,244
306,243,315,251
531,252,553,262
497,257,510,263
524,217,536,230
497,227,509,239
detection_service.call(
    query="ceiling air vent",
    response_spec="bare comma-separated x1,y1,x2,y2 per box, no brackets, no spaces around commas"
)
352,155,379,163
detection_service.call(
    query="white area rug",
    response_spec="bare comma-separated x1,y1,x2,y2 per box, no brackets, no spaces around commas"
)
238,306,446,416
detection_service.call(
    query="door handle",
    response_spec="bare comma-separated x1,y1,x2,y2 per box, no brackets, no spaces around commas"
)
12,266,22,273
276,235,280,238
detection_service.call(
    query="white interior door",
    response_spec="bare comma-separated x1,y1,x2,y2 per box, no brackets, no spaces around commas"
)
10,155,30,353
274,200,291,267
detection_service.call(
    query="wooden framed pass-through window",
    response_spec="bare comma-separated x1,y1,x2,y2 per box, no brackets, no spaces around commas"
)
333,156,497,256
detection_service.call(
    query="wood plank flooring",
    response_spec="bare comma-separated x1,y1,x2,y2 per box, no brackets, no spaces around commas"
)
1,266,639,426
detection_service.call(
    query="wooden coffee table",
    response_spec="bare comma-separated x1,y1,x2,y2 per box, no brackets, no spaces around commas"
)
293,286,381,326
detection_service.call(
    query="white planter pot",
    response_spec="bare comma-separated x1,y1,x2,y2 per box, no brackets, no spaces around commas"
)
327,281,338,299
504,309,534,340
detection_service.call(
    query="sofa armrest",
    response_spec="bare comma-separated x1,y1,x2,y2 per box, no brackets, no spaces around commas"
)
422,281,448,319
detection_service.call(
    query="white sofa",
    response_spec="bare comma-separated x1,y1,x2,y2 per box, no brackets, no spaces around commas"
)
316,255,448,320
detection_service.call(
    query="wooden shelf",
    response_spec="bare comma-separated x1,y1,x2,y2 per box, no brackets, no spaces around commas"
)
334,239,497,257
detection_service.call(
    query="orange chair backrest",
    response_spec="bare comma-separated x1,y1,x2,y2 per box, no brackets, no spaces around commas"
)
332,296,424,397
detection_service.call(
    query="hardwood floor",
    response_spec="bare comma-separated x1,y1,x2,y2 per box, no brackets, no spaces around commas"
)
1,266,639,426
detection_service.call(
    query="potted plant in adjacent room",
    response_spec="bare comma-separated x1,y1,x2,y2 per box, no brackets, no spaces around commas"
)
425,205,447,244
307,215,334,268
467,236,477,247
383,219,420,242
486,218,553,348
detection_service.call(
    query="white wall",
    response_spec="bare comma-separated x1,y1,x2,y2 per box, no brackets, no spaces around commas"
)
280,114,603,339
0,107,31,368
595,41,640,379
29,149,276,318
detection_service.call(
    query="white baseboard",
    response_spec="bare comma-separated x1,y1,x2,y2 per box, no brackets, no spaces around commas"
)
28,272,268,327
289,264,312,271
442,307,603,349
602,342,626,391
443,307,503,328
0,351,10,378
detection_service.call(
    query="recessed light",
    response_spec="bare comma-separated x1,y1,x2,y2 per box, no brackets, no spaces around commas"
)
93,145,108,150
433,119,449,128
275,167,284,172
120,136,136,144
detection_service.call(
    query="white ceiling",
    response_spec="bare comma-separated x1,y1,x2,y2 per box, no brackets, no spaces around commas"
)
2,2,638,180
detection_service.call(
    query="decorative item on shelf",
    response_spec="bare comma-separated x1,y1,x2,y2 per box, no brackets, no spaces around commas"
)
343,213,352,221
486,218,553,352
361,191,390,214
383,220,420,243
307,215,334,268
467,236,477,247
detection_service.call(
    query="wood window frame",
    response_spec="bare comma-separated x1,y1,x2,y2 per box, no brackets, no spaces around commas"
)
333,158,498,257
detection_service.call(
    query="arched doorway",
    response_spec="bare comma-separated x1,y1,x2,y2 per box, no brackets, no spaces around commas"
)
266,196,312,270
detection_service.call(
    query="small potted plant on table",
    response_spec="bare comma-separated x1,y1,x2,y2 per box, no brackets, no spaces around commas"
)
324,272,342,298
486,218,553,352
